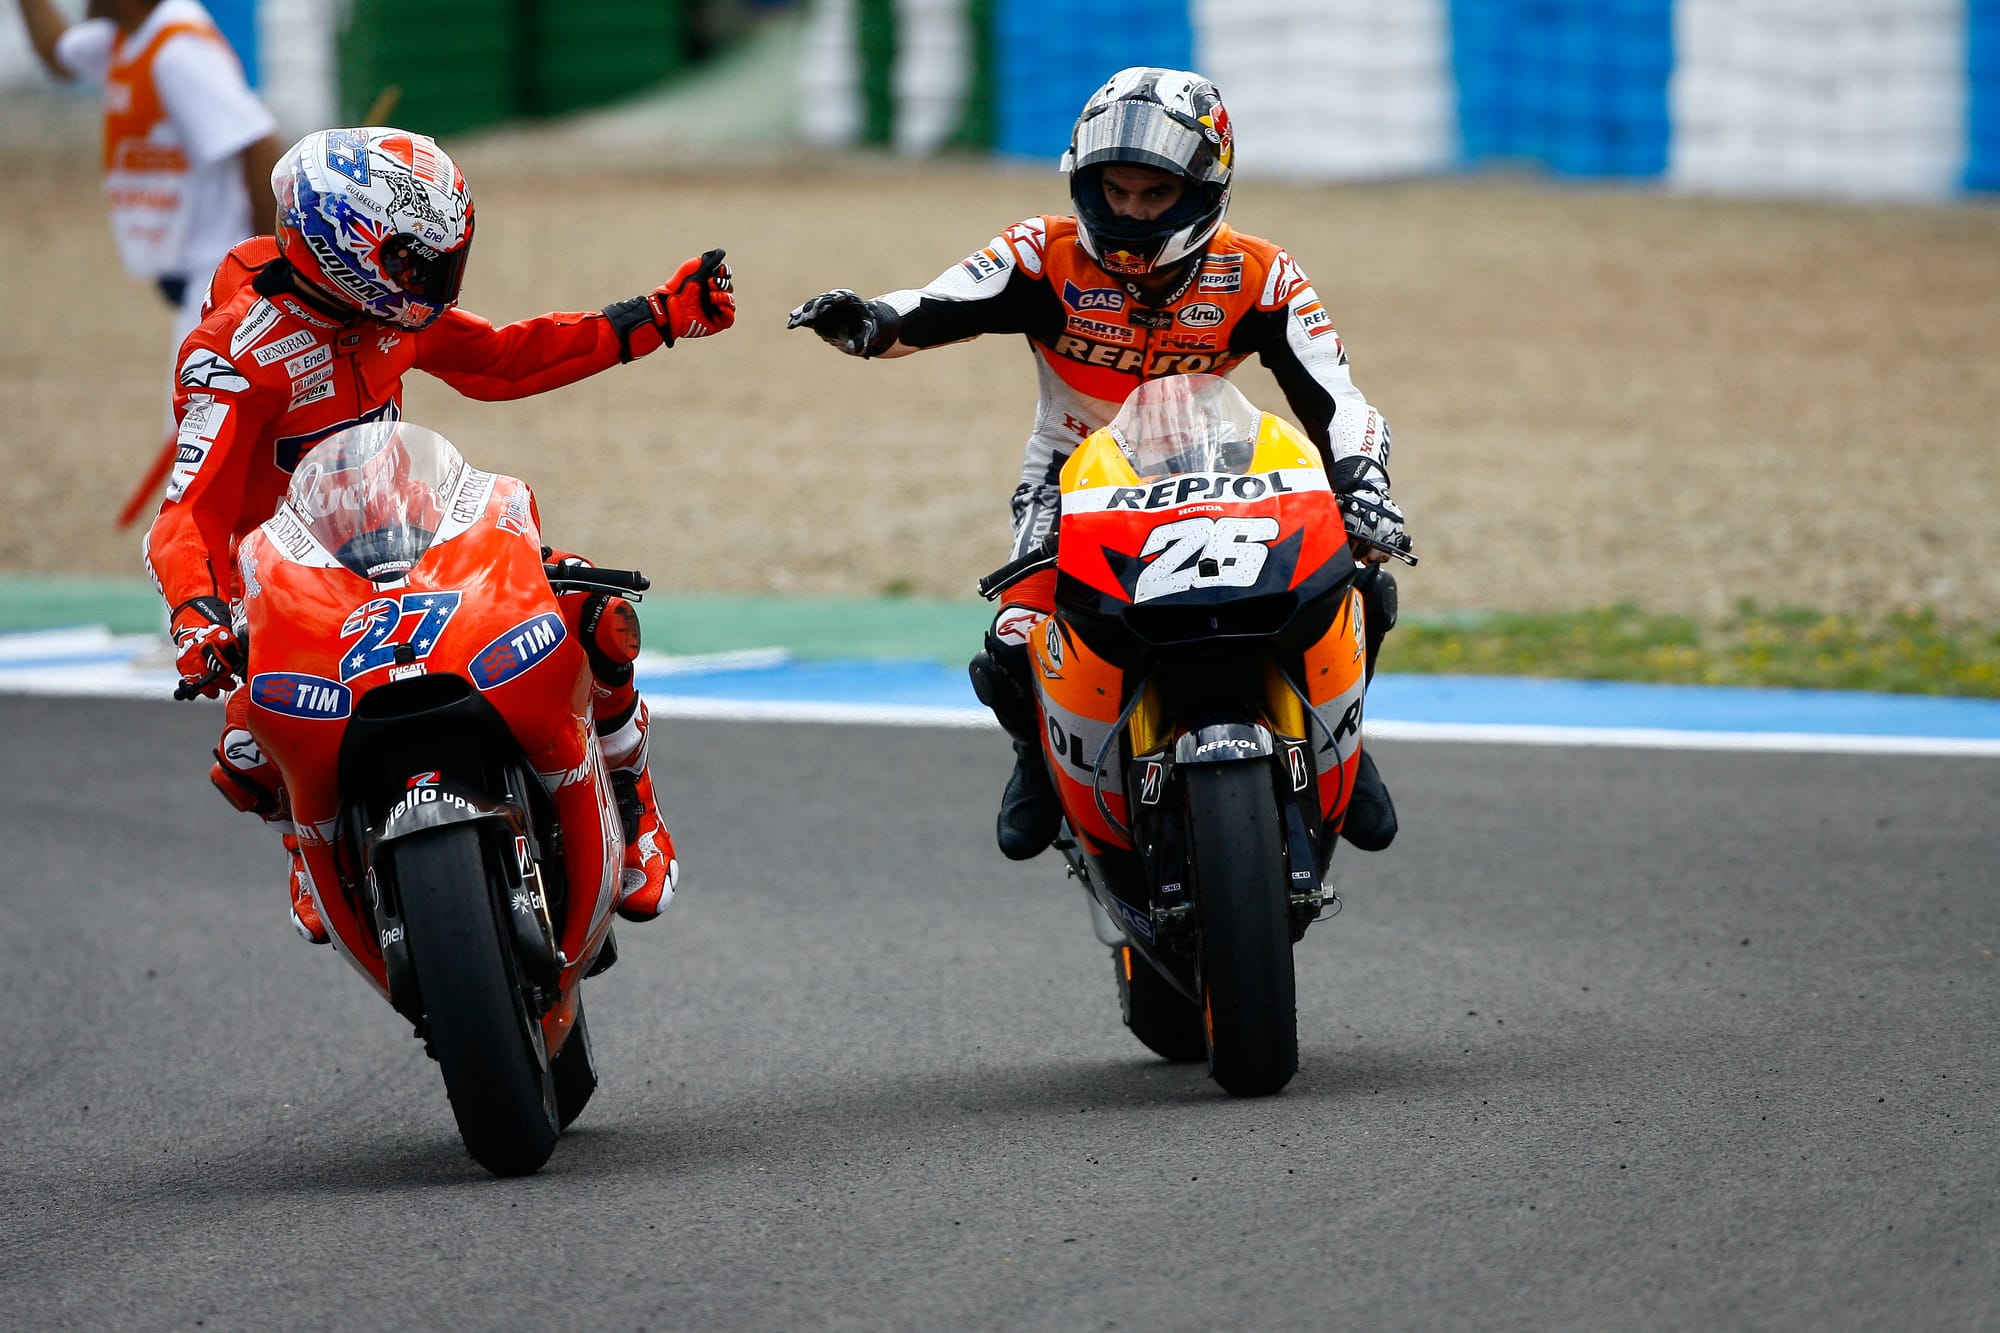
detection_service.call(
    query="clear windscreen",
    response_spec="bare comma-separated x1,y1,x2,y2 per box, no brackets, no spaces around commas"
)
1106,374,1267,478
286,422,464,581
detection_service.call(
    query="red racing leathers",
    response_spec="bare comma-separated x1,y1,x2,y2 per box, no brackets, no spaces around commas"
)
147,236,644,613
150,234,687,929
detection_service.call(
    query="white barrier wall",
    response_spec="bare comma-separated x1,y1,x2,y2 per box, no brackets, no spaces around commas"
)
1670,0,1969,198
1193,0,1455,181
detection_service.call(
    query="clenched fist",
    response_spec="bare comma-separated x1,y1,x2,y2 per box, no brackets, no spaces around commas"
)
604,248,736,362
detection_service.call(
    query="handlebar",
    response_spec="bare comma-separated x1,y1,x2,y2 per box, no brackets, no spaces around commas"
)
977,524,1416,601
1351,534,1420,567
173,669,229,701
173,562,651,701
543,563,650,599
977,537,1059,602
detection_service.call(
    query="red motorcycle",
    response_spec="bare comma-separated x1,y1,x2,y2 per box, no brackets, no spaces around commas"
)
216,421,645,1174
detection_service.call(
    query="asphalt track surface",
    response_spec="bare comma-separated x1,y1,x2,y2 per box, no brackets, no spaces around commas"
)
3,695,1995,1331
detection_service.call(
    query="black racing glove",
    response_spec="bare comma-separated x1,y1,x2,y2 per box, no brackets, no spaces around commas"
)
785,289,898,358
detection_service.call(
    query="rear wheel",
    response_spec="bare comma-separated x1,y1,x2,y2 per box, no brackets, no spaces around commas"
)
1187,763,1298,1096
1114,943,1207,1063
395,825,560,1175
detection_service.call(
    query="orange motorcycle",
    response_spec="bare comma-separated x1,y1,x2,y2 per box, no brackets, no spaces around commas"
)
980,375,1413,1097
214,422,642,1174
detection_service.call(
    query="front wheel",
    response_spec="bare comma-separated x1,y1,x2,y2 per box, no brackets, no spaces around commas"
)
395,825,560,1175
1187,763,1298,1096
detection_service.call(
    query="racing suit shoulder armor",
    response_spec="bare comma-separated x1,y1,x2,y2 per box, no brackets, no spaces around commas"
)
1206,227,1309,311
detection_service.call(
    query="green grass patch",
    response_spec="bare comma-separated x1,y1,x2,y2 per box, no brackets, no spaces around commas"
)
1392,603,2000,697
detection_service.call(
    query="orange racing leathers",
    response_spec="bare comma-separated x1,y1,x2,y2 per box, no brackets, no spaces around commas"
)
146,235,642,614
870,216,1393,576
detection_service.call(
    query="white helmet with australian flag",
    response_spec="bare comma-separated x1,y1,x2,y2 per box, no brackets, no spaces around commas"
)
1061,67,1234,279
273,127,475,330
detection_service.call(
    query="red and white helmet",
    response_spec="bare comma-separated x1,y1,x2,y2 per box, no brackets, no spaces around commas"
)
273,127,475,330
1062,67,1234,279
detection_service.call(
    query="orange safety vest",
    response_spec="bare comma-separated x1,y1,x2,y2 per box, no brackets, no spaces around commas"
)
101,14,238,276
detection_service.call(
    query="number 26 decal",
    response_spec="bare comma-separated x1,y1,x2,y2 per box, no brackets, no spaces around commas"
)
1133,516,1280,602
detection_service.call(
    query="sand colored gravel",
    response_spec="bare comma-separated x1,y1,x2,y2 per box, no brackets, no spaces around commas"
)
4,132,1994,620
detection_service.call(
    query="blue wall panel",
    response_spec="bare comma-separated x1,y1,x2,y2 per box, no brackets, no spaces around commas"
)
1970,0,2000,190
206,0,260,86
1450,0,1672,178
993,0,1193,161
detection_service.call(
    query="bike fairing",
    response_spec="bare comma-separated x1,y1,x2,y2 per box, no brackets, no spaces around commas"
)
234,423,635,1171
1003,376,1376,1094
239,426,631,966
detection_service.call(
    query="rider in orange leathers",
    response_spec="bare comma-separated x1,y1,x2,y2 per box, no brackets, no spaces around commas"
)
151,126,736,941
790,67,1410,862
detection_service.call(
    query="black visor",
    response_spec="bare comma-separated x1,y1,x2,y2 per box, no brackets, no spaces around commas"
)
380,233,470,306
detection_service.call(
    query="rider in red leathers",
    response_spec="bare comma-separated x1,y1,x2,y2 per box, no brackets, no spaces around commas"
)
790,67,1410,863
151,126,735,941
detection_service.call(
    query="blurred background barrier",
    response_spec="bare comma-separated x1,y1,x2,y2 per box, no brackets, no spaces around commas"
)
800,0,2000,199
3,0,1993,196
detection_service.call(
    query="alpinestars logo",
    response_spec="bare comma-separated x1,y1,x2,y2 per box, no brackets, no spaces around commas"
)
178,350,248,393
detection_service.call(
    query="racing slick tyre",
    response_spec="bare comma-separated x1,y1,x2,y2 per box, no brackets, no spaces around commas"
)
552,998,599,1130
1114,943,1207,1063
396,824,561,1175
1188,763,1298,1097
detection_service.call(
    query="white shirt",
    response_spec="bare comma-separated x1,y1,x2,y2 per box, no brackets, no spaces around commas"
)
56,0,276,280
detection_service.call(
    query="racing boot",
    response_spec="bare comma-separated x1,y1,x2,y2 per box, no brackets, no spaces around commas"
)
1339,748,1398,852
996,736,1062,861
209,711,327,942
1339,566,1399,852
284,831,330,945
969,622,1062,860
600,695,679,922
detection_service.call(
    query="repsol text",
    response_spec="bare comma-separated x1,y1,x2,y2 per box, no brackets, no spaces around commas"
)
1107,472,1298,511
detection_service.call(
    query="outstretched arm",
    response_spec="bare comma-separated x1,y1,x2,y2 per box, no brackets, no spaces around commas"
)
16,0,75,79
418,250,736,400
787,218,1062,358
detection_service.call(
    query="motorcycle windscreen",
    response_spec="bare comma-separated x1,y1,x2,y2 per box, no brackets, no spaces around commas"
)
1106,373,1265,479
287,422,466,581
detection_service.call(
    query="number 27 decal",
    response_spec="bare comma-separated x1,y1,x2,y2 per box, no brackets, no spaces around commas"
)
338,591,462,682
1133,516,1280,602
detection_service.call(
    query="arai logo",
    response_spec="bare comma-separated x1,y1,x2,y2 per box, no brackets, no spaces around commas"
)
1179,302,1225,328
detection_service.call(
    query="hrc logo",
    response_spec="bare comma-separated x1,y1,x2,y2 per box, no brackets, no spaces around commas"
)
470,613,567,690
250,672,352,720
